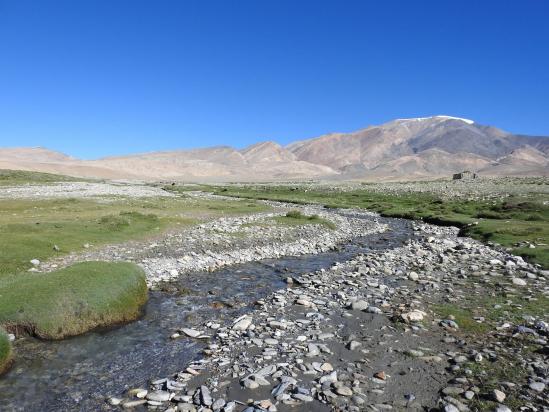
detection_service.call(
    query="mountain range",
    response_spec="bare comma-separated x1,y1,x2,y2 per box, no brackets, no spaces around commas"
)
1,116,548,181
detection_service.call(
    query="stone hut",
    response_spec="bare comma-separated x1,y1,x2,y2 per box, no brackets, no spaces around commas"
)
452,171,477,180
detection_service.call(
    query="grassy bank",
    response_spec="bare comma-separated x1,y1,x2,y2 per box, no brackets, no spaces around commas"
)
0,195,269,277
0,169,86,186
0,261,148,339
212,183,549,268
0,328,13,375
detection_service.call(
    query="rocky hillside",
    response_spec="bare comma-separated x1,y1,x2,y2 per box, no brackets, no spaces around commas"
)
1,116,548,181
287,116,549,179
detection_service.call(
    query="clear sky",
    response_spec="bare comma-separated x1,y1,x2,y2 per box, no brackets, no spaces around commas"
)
0,1,548,159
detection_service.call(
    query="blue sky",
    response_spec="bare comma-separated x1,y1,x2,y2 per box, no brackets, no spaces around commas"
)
0,0,548,159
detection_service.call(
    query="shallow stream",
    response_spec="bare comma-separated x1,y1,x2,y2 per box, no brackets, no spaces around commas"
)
0,216,414,411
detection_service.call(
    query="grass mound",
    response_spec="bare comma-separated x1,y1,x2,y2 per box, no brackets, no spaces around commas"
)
0,328,13,375
0,261,148,339
276,210,336,229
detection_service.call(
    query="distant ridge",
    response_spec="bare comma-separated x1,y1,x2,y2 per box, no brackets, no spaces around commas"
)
1,116,548,181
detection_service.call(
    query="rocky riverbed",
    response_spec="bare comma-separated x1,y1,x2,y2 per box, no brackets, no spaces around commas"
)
0,181,175,199
2,188,547,412
37,192,387,287
108,217,548,412
0,213,407,411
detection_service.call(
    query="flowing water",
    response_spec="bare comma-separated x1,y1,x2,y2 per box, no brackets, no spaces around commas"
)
0,217,414,411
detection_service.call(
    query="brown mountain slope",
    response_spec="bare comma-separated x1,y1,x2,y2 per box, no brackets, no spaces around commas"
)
240,141,296,163
89,145,336,181
0,147,75,163
287,116,549,171
1,116,547,181
356,149,493,181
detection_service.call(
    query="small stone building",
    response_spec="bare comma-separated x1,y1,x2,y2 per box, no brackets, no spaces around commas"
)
452,171,477,180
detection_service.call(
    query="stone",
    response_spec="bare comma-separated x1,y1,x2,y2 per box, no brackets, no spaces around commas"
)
146,391,171,402
400,310,426,322
242,378,259,389
374,371,386,380
529,381,545,392
464,391,475,400
408,271,419,281
122,400,147,408
181,328,202,338
30,259,40,266
307,343,320,357
442,386,464,396
320,362,333,372
293,393,313,402
347,341,361,350
223,401,236,412
108,397,122,406
177,404,197,412
233,316,253,331
511,277,527,286
492,389,506,403
200,385,212,406
349,300,369,310
134,389,148,398
319,371,338,384
335,386,353,396
405,349,424,358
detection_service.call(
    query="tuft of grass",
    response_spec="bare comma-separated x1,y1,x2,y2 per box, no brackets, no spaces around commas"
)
432,303,490,334
0,261,148,339
482,294,549,325
275,210,336,230
432,293,548,337
0,327,13,376
464,359,530,411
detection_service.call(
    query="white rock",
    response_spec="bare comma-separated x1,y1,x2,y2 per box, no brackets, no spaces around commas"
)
401,310,426,322
408,271,419,281
348,299,369,310
233,316,253,331
181,328,202,338
511,277,527,286
492,389,506,403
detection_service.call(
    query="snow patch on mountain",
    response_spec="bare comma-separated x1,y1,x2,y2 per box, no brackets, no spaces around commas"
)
396,115,474,125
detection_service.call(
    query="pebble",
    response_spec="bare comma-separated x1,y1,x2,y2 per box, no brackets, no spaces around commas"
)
232,316,253,331
512,277,527,286
336,386,353,396
492,389,506,403
348,299,369,310
529,381,545,392
181,328,202,338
